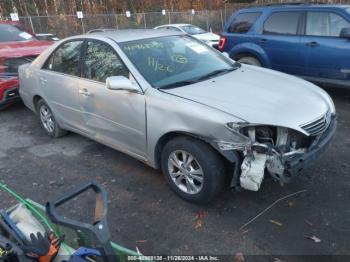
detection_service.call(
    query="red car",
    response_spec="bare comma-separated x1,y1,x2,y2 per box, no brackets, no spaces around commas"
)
0,21,52,109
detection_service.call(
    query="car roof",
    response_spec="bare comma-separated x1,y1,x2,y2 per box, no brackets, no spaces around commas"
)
82,29,185,43
238,4,350,12
87,28,116,33
156,24,192,27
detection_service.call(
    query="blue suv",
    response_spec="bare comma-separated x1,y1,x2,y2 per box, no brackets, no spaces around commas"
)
218,4,350,88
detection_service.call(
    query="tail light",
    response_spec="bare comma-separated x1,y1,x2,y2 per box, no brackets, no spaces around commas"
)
218,36,227,51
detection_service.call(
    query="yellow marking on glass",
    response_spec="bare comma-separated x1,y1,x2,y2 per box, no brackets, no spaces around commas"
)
171,54,188,64
148,56,174,73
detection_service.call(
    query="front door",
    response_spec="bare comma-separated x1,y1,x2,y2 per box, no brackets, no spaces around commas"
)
79,40,147,158
300,11,350,82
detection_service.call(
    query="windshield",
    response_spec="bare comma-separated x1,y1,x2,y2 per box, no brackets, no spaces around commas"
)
180,25,207,35
120,35,238,89
0,24,34,42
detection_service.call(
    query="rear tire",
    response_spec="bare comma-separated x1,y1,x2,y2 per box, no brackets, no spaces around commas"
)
238,56,261,67
36,99,67,138
161,136,226,204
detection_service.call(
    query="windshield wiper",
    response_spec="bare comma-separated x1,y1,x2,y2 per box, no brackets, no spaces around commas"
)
195,67,236,82
158,67,237,90
158,80,199,89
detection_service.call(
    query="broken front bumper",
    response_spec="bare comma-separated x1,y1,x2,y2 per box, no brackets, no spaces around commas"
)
284,115,337,178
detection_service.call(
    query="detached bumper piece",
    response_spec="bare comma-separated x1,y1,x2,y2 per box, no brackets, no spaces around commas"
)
0,87,20,110
285,115,337,178
240,153,267,191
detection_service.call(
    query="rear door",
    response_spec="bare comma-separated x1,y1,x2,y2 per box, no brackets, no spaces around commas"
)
224,12,262,53
78,39,147,158
300,10,350,82
259,11,304,75
40,40,87,132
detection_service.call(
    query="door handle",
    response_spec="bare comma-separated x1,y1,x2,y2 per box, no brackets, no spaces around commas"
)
259,38,267,44
306,41,319,47
79,88,91,97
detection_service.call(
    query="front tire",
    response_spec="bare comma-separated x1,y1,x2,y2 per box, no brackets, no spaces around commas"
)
37,99,67,138
237,56,261,67
161,136,226,204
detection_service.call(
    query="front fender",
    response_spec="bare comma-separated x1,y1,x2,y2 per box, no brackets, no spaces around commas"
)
145,89,247,168
229,42,271,68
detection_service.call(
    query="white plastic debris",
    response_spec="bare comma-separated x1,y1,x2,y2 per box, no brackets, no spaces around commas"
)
9,203,45,241
240,153,267,191
307,235,322,243
9,204,76,262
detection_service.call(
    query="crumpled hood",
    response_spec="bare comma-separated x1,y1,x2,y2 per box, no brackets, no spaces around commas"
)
163,65,331,133
193,32,220,42
0,40,52,58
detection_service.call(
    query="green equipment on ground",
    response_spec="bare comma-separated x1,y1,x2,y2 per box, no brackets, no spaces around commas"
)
0,181,144,262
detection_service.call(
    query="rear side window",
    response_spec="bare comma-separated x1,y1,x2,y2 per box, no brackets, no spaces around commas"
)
228,12,261,33
263,12,302,35
306,12,350,37
43,40,83,76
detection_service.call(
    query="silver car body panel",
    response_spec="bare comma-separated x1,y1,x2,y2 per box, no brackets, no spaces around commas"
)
19,30,336,190
162,65,331,135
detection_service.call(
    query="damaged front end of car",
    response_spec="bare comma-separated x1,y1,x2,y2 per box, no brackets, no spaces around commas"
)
216,112,337,192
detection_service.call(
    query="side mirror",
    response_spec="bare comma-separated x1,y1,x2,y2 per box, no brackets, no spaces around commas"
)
340,27,350,39
106,76,140,93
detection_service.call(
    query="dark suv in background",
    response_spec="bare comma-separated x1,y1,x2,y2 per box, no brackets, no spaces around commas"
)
218,4,350,88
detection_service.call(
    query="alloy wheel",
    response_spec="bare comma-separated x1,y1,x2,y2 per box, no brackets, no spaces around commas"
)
39,105,55,133
167,150,204,194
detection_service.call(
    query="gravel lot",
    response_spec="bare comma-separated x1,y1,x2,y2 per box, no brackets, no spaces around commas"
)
0,87,349,261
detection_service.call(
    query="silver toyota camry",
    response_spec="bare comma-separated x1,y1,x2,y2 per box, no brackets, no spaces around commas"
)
19,29,336,203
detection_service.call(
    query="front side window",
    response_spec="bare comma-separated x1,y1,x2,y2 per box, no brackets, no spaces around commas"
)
228,12,261,34
0,24,34,42
120,35,238,89
306,12,350,37
83,41,129,83
263,12,301,35
43,40,83,76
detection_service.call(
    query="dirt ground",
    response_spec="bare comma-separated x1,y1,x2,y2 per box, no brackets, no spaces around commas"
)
0,88,349,261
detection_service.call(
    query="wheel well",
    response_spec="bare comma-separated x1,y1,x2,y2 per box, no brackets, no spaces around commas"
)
155,132,236,188
154,132,230,170
33,95,43,113
234,52,260,63
155,132,186,169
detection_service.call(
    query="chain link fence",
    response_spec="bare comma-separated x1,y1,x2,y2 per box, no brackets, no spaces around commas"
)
3,0,350,38
12,10,227,38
